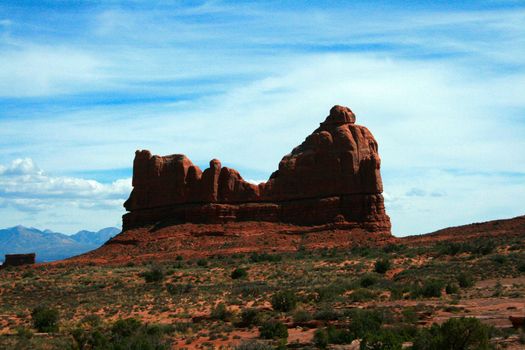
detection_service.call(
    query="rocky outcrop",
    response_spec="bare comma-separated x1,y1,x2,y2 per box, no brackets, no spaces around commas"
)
2,253,36,267
123,106,391,233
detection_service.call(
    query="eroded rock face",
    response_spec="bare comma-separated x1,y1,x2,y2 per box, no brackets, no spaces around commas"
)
123,105,391,233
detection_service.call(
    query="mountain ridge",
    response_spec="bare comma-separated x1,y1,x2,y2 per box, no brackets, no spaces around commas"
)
0,226,120,262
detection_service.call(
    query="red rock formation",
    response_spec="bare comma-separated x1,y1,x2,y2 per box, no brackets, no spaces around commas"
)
123,105,391,233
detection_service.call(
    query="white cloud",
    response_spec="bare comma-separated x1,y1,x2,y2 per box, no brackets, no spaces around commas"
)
0,158,131,231
0,45,105,97
0,158,42,176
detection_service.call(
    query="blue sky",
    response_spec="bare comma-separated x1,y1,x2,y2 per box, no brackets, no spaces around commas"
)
0,1,524,235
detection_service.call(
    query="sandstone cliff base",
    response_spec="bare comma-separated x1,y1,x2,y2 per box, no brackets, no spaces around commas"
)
72,221,395,264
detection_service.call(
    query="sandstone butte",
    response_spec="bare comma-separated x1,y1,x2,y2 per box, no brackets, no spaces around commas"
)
71,106,395,263
124,105,391,232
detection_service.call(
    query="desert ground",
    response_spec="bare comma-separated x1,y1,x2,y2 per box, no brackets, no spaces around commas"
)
1,224,524,349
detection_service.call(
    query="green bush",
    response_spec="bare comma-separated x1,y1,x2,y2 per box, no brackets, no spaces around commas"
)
211,303,233,321
250,253,282,263
293,309,312,323
421,279,444,298
492,254,507,264
271,290,297,312
240,308,261,327
518,262,525,273
142,266,164,283
360,274,378,287
231,268,248,280
360,329,402,350
412,317,491,350
348,309,383,339
22,270,35,278
196,258,208,267
259,320,288,339
317,283,347,301
314,308,341,321
166,283,193,295
374,258,391,274
31,306,59,333
350,288,376,302
457,273,474,288
314,326,354,348
445,283,460,295
412,280,443,298
111,318,142,338
73,318,172,350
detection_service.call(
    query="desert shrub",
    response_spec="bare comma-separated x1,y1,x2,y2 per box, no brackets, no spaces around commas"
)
250,253,282,263
492,254,507,264
314,326,354,348
259,320,288,339
374,258,391,274
412,317,491,350
175,255,184,261
457,272,474,288
389,285,404,300
383,244,405,253
111,318,142,338
313,328,330,348
350,288,376,302
411,280,443,298
22,270,35,278
437,240,495,256
196,258,208,267
31,305,59,333
475,241,495,255
142,266,164,283
240,308,261,327
360,329,402,350
314,307,341,321
211,303,233,321
437,242,463,256
235,340,273,350
360,274,378,287
15,327,33,339
317,283,347,301
293,309,312,323
445,283,460,294
73,318,172,350
231,268,248,280
271,290,297,312
79,314,102,327
72,327,109,349
173,322,192,333
348,309,383,339
166,283,193,295
518,262,525,273
421,279,444,298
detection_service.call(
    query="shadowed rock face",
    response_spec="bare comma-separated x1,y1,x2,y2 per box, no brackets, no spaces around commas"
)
123,105,391,233
3,253,35,267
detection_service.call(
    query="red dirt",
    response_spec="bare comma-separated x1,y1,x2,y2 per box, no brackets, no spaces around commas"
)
66,221,396,265
402,215,525,246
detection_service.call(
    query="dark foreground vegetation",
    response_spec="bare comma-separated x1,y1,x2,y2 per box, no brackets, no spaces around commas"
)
0,233,524,349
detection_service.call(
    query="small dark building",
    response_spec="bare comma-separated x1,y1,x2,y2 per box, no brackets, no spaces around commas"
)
2,253,36,267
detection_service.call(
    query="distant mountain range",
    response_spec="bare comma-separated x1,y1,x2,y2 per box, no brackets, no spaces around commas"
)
0,226,120,263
